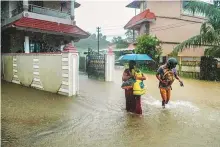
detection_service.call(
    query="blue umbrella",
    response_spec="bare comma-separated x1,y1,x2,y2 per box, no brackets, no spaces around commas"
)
118,54,153,61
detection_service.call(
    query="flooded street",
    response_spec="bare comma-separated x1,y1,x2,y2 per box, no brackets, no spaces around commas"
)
2,69,220,147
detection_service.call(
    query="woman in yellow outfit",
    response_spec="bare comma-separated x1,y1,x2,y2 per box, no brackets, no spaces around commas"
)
122,61,146,114
133,69,146,114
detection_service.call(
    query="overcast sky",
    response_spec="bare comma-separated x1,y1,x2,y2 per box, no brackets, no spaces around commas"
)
75,0,137,41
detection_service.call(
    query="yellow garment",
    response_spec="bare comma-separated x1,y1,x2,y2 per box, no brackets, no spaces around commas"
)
131,69,135,76
160,88,171,101
162,69,175,86
133,70,146,96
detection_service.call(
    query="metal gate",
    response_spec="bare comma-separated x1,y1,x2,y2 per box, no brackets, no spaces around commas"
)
86,49,105,80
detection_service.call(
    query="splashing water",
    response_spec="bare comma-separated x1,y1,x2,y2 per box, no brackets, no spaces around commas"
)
142,95,200,112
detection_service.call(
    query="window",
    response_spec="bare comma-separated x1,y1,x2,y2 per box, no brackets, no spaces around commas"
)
182,0,206,17
145,23,150,35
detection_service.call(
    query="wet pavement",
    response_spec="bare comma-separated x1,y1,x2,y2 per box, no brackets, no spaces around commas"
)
2,69,220,147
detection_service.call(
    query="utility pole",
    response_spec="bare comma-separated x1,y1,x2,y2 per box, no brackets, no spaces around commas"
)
97,27,101,55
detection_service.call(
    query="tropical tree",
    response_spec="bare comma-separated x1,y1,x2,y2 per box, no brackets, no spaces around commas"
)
135,34,162,61
111,36,129,48
174,1,220,57
75,33,110,49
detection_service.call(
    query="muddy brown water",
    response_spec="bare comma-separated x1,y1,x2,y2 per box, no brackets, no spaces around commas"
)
1,69,220,147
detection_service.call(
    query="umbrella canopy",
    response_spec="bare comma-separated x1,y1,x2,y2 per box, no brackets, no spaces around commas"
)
118,54,153,61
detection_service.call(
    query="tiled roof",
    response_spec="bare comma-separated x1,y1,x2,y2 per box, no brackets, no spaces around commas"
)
13,17,89,38
124,9,156,29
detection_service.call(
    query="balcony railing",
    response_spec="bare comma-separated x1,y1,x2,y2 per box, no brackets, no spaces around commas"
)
28,4,71,19
2,4,71,24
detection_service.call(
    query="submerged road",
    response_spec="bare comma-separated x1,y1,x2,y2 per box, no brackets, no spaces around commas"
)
2,69,220,147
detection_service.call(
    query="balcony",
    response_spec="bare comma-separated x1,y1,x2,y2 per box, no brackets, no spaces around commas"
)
2,4,71,21
28,4,71,19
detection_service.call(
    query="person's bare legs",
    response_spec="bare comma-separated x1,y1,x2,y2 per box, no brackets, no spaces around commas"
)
166,88,171,104
160,88,167,108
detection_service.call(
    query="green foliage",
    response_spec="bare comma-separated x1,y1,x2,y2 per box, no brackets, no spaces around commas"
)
75,33,110,49
111,36,129,48
139,66,156,75
174,1,220,57
205,46,220,57
135,34,162,61
168,51,178,58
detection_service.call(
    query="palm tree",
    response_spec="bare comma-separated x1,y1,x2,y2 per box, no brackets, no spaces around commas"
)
174,1,220,57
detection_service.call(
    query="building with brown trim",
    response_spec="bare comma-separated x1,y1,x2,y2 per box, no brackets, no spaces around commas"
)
124,0,209,63
1,0,89,53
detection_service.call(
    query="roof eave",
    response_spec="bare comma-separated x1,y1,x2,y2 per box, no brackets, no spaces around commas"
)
124,18,155,29
14,25,89,39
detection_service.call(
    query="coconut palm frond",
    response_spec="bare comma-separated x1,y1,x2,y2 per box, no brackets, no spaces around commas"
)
200,22,214,34
173,34,204,53
205,46,220,57
174,28,220,52
175,1,220,57
185,1,220,19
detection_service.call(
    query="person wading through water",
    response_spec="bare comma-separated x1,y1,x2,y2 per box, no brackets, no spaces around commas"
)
132,68,146,114
122,60,146,114
156,58,184,108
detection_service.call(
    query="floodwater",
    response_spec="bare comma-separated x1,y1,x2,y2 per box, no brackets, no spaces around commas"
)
1,69,220,147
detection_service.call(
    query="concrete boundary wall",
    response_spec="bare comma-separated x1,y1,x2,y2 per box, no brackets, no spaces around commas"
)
2,49,114,96
2,52,78,96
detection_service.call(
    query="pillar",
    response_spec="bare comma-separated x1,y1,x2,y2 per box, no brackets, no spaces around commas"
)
58,43,79,96
23,0,28,11
70,0,75,23
12,56,21,84
105,47,115,82
31,57,44,90
9,1,12,18
24,36,29,53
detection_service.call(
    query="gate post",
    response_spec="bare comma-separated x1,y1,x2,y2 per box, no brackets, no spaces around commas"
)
105,47,115,82
58,43,79,96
